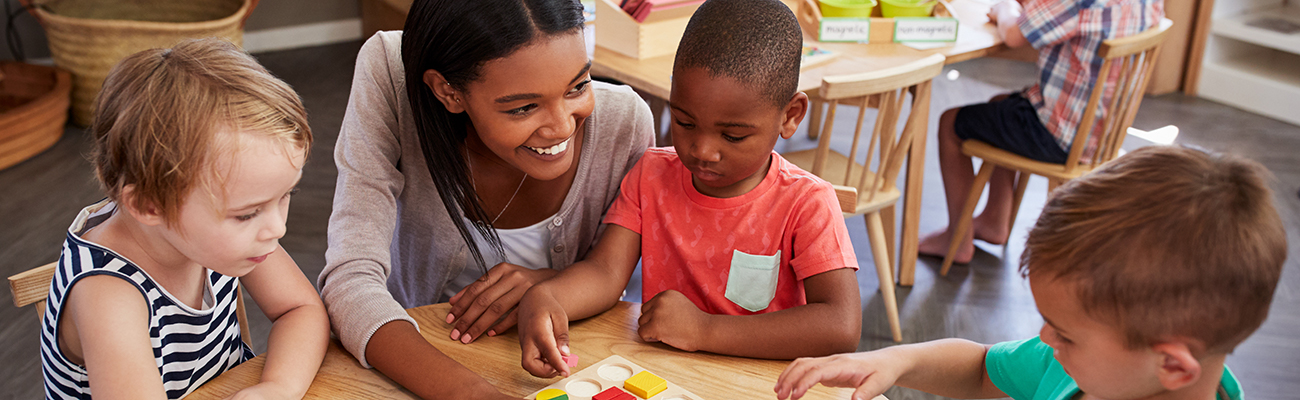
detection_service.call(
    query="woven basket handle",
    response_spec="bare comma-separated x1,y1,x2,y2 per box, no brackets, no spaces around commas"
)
16,0,44,27
241,0,259,29
16,0,259,29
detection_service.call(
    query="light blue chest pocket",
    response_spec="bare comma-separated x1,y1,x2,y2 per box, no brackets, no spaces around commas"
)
724,249,781,312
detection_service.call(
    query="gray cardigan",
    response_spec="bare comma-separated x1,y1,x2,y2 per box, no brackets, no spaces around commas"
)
318,31,655,367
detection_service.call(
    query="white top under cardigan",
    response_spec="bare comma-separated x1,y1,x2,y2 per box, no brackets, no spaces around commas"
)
317,31,655,368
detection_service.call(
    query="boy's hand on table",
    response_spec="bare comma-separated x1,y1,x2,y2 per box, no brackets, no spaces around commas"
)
448,262,559,344
774,351,905,400
637,290,711,352
517,288,574,378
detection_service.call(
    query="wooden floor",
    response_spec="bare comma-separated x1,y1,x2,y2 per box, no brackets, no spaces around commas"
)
2,41,1297,400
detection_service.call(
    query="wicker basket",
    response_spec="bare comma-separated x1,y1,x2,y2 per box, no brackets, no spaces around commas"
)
0,62,71,170
20,0,257,126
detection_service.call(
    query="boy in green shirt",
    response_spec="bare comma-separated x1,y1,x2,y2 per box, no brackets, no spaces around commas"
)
775,145,1287,400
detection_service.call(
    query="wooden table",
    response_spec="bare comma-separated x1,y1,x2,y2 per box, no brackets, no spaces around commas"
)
188,302,875,400
591,0,1004,286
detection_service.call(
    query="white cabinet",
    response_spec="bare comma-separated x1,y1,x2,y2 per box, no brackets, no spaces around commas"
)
1198,0,1300,126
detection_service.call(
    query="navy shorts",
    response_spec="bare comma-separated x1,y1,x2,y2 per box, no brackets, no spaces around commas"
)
953,93,1068,164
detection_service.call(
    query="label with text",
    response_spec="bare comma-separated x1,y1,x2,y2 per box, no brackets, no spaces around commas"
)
893,17,959,42
819,18,871,42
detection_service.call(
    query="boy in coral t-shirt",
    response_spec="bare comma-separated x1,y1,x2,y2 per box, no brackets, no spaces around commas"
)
515,0,862,378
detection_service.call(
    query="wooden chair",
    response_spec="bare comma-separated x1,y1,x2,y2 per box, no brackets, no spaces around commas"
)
784,54,946,342
9,261,253,348
939,19,1174,275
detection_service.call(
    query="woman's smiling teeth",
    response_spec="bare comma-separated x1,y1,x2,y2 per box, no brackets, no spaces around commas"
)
525,137,570,155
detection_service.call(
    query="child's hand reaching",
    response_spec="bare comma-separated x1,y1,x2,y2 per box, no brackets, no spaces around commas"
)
637,290,711,352
517,288,574,378
774,351,905,400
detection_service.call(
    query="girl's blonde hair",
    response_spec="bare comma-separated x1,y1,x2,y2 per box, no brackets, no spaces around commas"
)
89,38,312,224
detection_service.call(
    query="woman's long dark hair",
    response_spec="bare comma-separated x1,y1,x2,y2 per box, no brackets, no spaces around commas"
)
402,0,585,272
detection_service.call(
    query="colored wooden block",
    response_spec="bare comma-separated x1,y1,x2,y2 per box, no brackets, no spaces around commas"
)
563,354,580,368
536,388,569,400
593,387,632,400
527,355,703,400
623,370,667,398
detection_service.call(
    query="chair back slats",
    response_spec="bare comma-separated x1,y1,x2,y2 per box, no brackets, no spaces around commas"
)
883,81,930,189
802,54,943,214
1061,18,1172,173
844,92,874,186
811,98,841,176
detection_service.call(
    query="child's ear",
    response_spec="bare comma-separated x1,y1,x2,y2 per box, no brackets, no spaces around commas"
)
779,91,809,140
1151,342,1203,391
422,69,466,114
118,185,166,227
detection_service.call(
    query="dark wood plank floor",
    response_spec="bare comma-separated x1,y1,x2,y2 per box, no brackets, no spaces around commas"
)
2,41,1296,399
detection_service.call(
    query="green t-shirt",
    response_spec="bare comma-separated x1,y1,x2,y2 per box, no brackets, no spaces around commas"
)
985,337,1243,400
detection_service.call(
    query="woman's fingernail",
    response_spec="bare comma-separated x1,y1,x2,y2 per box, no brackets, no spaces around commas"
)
488,330,496,337
450,329,460,340
561,345,570,355
446,313,455,324
461,334,472,344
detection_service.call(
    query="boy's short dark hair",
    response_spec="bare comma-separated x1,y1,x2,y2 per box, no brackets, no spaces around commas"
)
1022,145,1287,354
675,0,801,107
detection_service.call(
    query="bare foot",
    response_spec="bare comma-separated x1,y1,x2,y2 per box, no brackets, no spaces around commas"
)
918,228,973,264
972,214,1012,245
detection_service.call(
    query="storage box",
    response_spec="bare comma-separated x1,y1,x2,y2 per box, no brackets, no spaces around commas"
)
594,0,702,59
793,0,955,43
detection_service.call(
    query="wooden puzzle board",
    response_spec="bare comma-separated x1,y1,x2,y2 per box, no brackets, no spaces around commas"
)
528,355,706,400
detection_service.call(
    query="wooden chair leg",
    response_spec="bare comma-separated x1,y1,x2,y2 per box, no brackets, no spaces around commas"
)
866,212,903,342
808,96,824,140
941,162,997,275
1007,172,1031,234
881,205,897,280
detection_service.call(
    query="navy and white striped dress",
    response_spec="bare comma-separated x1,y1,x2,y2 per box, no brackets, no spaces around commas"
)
41,201,254,399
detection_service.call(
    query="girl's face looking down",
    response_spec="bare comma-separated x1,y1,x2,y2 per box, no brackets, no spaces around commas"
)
434,31,594,182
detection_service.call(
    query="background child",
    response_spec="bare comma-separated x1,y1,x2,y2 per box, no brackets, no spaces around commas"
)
775,145,1287,400
918,0,1165,263
516,0,861,378
41,38,328,399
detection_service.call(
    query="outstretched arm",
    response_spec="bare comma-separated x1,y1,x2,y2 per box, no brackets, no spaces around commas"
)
517,225,642,377
775,339,1006,400
638,267,861,359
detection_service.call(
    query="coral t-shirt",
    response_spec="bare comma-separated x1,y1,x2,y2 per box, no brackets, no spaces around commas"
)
604,148,858,315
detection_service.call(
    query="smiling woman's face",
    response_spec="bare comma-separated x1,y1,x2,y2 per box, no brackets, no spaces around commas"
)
455,31,594,182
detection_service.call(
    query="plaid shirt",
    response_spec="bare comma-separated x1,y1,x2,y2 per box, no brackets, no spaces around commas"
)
1019,0,1163,156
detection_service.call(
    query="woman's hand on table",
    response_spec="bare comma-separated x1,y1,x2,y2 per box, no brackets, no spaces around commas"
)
516,287,574,378
637,290,712,352
447,262,559,344
774,350,906,400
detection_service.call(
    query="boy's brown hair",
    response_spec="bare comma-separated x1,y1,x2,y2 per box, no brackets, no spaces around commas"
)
1022,145,1286,354
89,38,312,224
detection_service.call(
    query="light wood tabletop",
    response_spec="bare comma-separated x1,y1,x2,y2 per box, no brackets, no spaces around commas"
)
590,0,1004,100
188,302,877,400
591,0,1005,287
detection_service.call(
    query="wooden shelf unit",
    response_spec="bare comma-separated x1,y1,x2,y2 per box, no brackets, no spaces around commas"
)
1197,0,1300,126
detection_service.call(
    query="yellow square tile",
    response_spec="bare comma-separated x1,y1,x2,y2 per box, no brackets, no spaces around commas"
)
623,370,667,398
